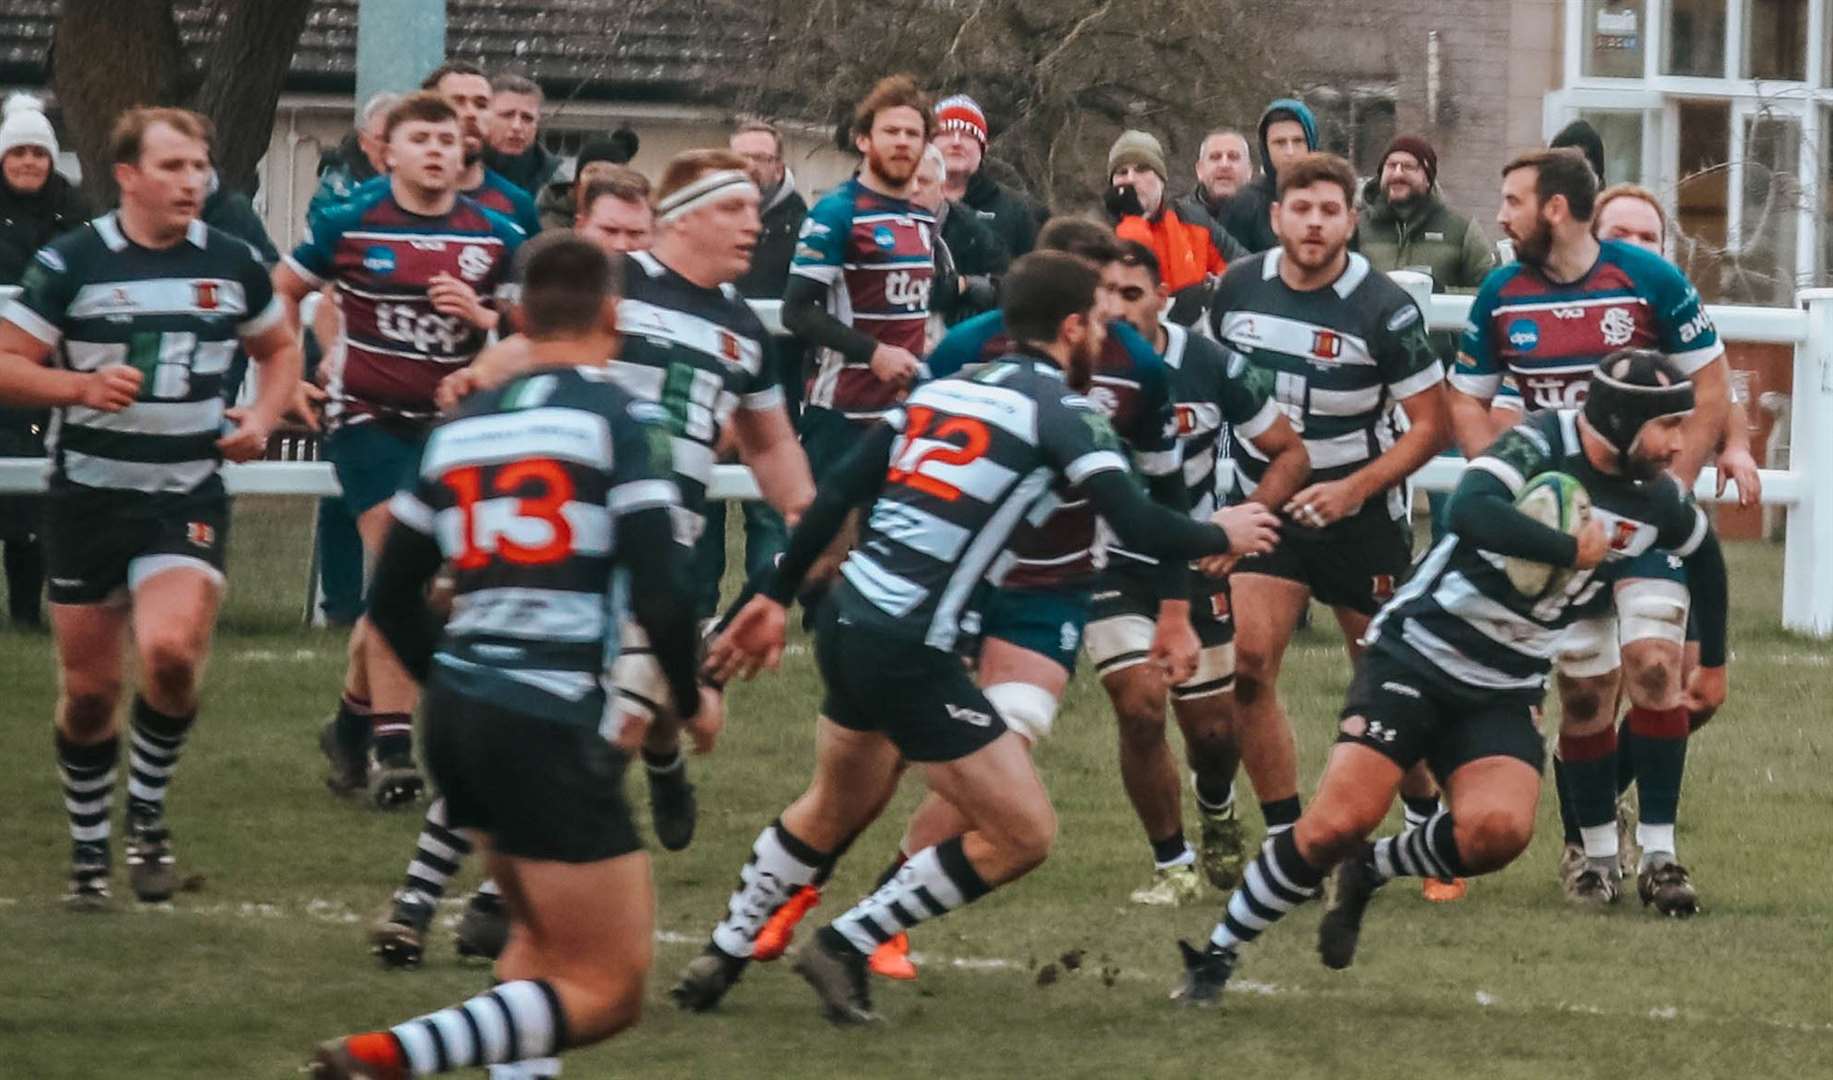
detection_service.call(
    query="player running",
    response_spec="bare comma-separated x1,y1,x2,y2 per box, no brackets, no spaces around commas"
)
1204,152,1449,880
309,233,714,1080
370,150,815,969
1452,150,1739,911
671,251,1280,1024
1176,349,1731,1006
275,92,525,809
0,107,301,907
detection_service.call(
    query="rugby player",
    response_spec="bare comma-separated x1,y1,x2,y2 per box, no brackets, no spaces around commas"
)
1177,349,1731,1005
1204,152,1450,879
670,251,1281,1023
309,233,714,1080
1452,151,1740,911
275,92,525,809
418,60,543,236
372,150,814,969
0,107,301,906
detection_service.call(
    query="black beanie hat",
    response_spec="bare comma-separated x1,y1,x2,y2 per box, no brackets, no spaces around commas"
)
1551,119,1605,184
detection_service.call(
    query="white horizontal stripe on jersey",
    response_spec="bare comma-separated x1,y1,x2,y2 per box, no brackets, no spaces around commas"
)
851,311,929,321
790,264,841,286
341,231,508,248
433,498,613,560
1398,619,1545,691
741,384,785,412
841,549,928,619
1389,361,1447,400
448,587,610,643
2,299,60,345
609,478,680,515
1234,398,1280,442
1184,448,1216,489
69,277,249,321
619,298,765,377
912,380,1041,442
1010,547,1094,568
1468,455,1525,495
1668,342,1725,376
1216,311,1372,366
67,398,223,436
341,338,476,363
666,436,715,486
61,450,214,494
1431,571,1563,656
1675,506,1708,558
64,337,233,377
1064,449,1127,486
841,259,934,271
1308,384,1383,417
1301,429,1374,470
932,466,1055,651
1490,296,1648,317
867,500,973,564
390,491,436,534
433,654,600,703
1132,447,1179,477
848,211,933,225
422,408,612,476
1367,534,1457,646
1448,371,1502,399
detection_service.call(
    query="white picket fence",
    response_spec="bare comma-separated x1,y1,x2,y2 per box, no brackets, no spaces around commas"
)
0,283,1826,637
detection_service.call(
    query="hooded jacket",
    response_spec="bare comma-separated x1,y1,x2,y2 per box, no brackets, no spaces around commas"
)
1222,98,1319,254
0,168,92,286
735,168,810,300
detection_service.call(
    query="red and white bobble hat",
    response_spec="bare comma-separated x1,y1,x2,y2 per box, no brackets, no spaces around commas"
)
934,94,988,147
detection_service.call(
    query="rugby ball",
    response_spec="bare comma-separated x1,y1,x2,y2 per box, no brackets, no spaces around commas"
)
1503,472,1592,598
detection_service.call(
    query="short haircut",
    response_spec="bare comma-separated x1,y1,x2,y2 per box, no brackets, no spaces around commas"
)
1593,182,1665,239
382,92,459,142
519,232,622,338
655,148,750,206
852,75,935,142
1275,152,1359,204
110,107,212,166
732,118,784,157
1502,147,1598,221
491,73,542,100
1199,128,1250,155
1002,250,1102,345
421,59,488,91
1036,217,1122,265
580,169,653,214
1114,239,1162,284
359,92,403,130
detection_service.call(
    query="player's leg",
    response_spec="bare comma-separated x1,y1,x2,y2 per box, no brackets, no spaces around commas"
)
1229,571,1312,841
369,795,474,968
606,621,701,853
1167,604,1247,891
50,600,131,909
1551,611,1626,904
1615,573,1698,915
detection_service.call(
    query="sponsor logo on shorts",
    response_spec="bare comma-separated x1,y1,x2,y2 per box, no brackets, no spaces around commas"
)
1059,622,1079,654
51,577,85,589
1342,713,1396,743
945,703,993,727
186,521,215,548
1208,592,1231,621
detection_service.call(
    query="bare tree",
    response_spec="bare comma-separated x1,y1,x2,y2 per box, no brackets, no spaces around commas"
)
51,0,313,201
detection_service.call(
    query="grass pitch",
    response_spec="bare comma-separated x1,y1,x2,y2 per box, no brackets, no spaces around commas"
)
0,500,1828,1079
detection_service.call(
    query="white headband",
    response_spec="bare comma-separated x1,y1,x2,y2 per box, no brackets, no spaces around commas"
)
656,170,757,222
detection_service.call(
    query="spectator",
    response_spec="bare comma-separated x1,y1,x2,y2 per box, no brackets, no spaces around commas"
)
730,119,806,300
1551,118,1607,184
310,91,398,216
934,93,1037,258
1174,128,1254,261
0,92,86,627
484,73,562,196
418,60,543,235
538,128,640,231
1222,97,1320,253
575,170,654,255
1356,135,1494,297
1105,129,1227,320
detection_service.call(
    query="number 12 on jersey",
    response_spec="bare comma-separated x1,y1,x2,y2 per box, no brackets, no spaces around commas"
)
887,405,990,502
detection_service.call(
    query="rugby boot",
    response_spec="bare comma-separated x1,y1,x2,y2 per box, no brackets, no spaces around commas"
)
1421,876,1468,902
646,763,698,852
309,1035,408,1080
1197,803,1250,891
125,812,178,903
1616,796,1641,879
64,843,112,913
670,943,749,1012
1318,844,1385,970
1172,939,1237,1007
370,889,435,969
1557,840,1586,889
753,884,820,961
792,927,879,1025
1130,864,1203,906
1566,861,1622,907
1637,854,1699,918
868,932,918,981
320,715,366,796
367,748,424,810
455,887,510,960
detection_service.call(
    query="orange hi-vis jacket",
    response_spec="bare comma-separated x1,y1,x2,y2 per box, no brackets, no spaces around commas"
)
1115,207,1226,293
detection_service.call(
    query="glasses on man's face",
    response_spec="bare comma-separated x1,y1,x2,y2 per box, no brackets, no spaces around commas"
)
738,152,779,165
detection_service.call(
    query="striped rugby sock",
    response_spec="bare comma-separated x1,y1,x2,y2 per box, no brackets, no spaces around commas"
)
385,979,567,1075
1209,829,1325,952
830,837,990,956
1371,811,1469,882
57,730,118,862
126,696,193,821
403,798,474,902
711,819,827,958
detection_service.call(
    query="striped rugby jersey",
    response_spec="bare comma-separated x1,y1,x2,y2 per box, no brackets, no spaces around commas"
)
1208,250,1442,521
606,251,783,546
793,177,935,420
389,366,680,728
926,311,1177,587
1108,322,1280,568
3,214,283,497
1366,408,1706,702
1454,239,1723,413
286,186,524,429
836,357,1130,651
348,169,543,239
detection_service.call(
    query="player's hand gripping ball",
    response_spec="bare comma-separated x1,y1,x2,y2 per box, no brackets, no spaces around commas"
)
1505,471,1593,598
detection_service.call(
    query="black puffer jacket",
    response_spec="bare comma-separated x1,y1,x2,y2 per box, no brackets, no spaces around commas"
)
0,170,92,286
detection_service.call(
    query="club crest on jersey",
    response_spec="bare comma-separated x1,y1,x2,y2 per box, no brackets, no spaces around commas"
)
1600,306,1636,347
1209,592,1231,621
1371,573,1397,602
457,245,493,283
192,281,220,311
718,328,742,363
1608,518,1642,552
186,521,215,548
1310,330,1342,359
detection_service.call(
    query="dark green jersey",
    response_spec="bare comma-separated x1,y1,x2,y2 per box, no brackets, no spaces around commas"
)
3,214,281,497
1207,250,1441,520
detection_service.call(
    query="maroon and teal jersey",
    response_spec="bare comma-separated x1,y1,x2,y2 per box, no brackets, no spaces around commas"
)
1454,239,1722,412
350,169,543,238
793,177,935,420
286,185,524,429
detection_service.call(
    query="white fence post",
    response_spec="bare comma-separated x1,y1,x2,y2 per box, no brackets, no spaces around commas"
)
1785,289,1833,637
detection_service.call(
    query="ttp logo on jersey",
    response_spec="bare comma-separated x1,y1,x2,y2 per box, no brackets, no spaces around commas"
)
1507,318,1540,351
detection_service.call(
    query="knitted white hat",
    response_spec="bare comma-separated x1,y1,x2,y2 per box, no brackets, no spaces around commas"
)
0,93,58,158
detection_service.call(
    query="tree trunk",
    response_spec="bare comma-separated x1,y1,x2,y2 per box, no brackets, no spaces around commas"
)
192,0,316,196
51,0,186,204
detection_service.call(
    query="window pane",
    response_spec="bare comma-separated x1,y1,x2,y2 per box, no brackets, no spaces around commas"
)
1578,110,1645,185
1585,1,1647,77
1737,113,1800,303
1673,101,1731,302
1746,0,1808,80
1663,0,1727,75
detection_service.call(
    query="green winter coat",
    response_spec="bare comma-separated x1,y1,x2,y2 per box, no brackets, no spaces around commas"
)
1355,183,1494,293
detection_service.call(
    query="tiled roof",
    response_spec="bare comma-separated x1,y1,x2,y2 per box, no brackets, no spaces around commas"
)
1,0,755,101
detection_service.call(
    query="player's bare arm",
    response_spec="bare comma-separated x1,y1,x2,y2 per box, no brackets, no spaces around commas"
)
1240,412,1310,514
1671,355,1730,490
731,404,814,525
0,321,143,409
1288,381,1449,528
435,334,533,411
